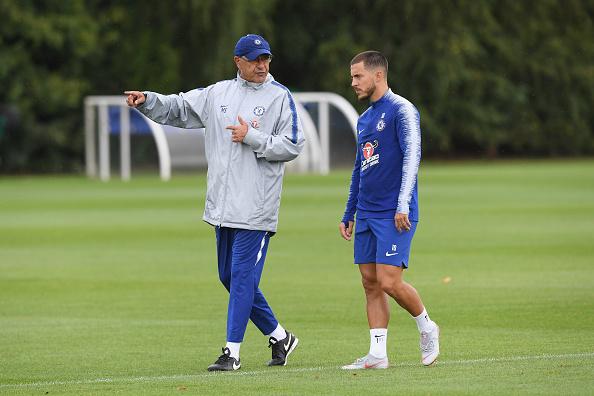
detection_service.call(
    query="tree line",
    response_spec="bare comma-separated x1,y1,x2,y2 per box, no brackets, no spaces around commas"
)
0,0,592,172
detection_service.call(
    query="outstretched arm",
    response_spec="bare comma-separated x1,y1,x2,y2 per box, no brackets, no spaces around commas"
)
123,88,209,129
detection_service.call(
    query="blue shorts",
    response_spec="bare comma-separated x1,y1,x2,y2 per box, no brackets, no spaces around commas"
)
354,218,418,268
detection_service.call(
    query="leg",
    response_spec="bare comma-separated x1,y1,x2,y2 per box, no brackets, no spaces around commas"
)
342,219,389,369
342,265,390,369
369,220,440,366
248,234,279,336
376,264,439,366
369,219,423,316
359,263,390,363
375,264,424,316
359,263,390,328
227,229,271,343
215,227,233,291
208,227,242,371
245,235,299,367
353,219,390,328
211,228,295,370
216,227,278,336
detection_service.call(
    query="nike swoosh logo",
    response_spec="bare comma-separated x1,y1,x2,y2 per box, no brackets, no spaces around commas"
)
233,361,240,370
385,252,398,257
284,334,292,351
358,129,364,134
364,361,382,369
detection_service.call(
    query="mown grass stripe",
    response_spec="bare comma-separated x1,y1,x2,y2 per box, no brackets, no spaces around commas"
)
2,352,592,389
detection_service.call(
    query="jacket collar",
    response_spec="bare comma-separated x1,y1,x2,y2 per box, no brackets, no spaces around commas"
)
371,88,393,108
236,73,274,90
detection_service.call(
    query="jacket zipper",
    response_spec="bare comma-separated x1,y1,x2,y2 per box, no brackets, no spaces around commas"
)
218,83,247,225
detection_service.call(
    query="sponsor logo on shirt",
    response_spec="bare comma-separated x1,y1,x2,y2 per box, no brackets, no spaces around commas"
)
361,140,379,171
251,119,260,129
362,141,376,159
220,105,228,113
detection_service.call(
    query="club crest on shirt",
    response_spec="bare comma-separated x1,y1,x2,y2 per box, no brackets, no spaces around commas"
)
253,106,265,116
376,119,386,131
220,105,228,113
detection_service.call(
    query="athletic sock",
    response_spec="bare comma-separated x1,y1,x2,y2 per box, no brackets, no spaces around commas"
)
225,342,241,360
369,328,388,358
414,308,434,333
267,323,287,341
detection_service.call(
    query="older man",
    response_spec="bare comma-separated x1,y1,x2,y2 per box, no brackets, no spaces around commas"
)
125,34,304,371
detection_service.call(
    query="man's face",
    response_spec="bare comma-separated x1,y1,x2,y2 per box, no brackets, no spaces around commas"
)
235,54,271,83
350,61,377,101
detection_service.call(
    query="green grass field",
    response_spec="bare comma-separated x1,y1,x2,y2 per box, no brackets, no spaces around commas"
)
1,160,593,395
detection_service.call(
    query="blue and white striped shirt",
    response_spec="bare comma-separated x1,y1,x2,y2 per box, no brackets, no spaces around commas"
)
342,89,421,222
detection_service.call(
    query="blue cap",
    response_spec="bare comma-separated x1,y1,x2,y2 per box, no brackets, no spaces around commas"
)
234,34,272,61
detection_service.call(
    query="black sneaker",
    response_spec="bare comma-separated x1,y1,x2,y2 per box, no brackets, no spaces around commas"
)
267,331,299,366
207,347,241,371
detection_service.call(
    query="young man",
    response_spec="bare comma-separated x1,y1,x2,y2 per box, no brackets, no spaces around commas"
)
339,51,440,369
125,34,303,371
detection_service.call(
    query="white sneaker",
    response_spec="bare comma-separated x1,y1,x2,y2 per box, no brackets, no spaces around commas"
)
420,323,440,366
341,354,389,370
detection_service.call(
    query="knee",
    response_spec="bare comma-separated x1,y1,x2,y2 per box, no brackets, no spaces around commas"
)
379,278,404,296
361,275,381,294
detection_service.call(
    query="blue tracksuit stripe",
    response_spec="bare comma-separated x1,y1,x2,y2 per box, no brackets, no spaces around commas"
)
271,81,298,143
255,233,267,265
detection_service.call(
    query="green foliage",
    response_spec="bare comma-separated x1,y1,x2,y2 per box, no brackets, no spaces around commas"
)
0,0,98,171
0,0,593,172
273,0,594,157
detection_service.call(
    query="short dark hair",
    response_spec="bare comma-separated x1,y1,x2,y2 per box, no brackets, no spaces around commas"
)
350,51,388,76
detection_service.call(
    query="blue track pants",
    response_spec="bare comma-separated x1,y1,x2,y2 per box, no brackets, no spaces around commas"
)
215,227,278,342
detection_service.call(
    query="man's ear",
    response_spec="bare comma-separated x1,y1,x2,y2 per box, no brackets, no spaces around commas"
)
375,69,384,83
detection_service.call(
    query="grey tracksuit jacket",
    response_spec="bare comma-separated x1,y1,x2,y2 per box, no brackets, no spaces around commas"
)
138,73,305,232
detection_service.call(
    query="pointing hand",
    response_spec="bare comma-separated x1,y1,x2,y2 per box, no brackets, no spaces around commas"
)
124,91,146,107
226,116,249,142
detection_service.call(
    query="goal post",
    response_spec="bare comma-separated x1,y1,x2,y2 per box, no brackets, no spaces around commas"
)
84,93,358,181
